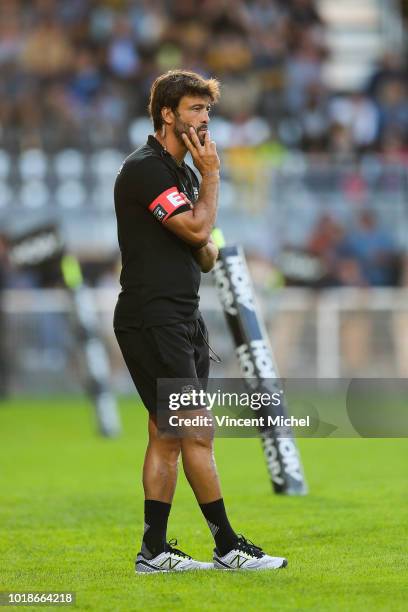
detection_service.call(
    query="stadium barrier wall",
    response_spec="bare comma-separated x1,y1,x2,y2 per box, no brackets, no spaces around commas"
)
2,287,407,395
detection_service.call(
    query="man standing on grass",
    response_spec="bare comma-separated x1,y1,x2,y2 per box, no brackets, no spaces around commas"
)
113,70,287,572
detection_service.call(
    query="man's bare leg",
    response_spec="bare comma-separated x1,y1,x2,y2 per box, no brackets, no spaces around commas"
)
141,415,180,555
180,424,288,569
143,415,180,502
180,433,221,503
181,428,237,555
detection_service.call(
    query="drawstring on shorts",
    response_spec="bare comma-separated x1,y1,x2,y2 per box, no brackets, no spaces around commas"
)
197,319,222,364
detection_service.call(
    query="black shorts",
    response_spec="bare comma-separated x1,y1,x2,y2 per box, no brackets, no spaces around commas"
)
114,316,210,415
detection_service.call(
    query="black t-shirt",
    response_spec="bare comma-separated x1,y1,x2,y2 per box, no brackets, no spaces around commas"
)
113,135,201,328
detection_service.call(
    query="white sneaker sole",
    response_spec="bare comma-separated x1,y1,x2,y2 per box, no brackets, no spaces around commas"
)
136,561,214,573
213,558,288,571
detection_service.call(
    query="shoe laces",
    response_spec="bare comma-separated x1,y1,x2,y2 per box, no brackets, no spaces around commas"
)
166,538,192,559
235,534,264,558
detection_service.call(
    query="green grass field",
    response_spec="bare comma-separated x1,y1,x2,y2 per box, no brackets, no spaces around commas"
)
1,397,407,611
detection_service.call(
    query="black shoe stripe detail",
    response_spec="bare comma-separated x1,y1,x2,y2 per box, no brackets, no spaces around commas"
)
215,556,288,570
214,557,235,570
136,559,167,571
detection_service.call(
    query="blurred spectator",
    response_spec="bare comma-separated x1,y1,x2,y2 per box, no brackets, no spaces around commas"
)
377,78,408,142
367,52,406,102
0,7,24,67
107,16,140,78
367,53,408,149
306,210,403,288
337,211,398,286
308,213,344,284
21,16,73,77
300,84,329,150
69,48,103,105
285,29,325,113
329,94,380,151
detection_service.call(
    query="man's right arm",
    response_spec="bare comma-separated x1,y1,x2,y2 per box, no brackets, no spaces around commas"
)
165,172,219,248
164,128,220,248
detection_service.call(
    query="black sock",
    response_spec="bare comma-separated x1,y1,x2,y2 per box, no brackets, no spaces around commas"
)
142,500,171,556
199,498,237,555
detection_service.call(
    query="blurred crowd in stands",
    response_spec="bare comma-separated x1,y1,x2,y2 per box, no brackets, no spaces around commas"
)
1,0,407,155
306,210,402,287
0,0,407,289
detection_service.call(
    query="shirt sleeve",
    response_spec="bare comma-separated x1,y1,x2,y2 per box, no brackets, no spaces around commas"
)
124,156,192,224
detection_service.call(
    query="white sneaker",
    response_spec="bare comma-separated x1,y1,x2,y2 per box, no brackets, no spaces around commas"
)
213,535,287,570
136,539,213,573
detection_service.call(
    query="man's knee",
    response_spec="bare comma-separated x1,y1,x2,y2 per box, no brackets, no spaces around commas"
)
149,434,181,465
163,443,181,467
181,433,214,453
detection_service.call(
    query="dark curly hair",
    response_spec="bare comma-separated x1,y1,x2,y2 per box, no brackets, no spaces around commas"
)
148,70,220,131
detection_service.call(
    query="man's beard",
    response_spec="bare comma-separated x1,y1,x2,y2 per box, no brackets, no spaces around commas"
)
174,119,207,146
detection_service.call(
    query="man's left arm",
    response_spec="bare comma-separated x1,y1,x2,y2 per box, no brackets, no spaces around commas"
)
193,236,219,273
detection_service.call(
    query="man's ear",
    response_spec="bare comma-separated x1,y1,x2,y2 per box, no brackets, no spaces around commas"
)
161,107,174,126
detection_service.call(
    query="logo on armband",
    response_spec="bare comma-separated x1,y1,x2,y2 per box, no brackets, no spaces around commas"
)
152,204,167,222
